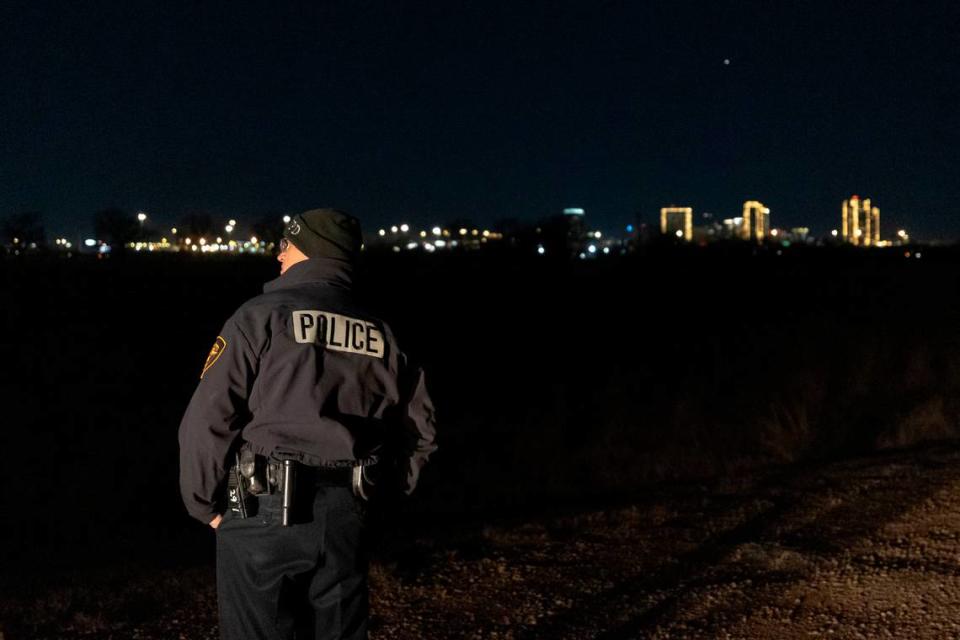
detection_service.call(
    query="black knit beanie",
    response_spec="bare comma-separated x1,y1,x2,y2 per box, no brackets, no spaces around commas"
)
283,208,362,261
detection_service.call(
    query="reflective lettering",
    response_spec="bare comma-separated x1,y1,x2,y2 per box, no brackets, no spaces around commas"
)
329,317,343,347
316,314,327,345
298,313,315,342
365,325,380,355
291,310,385,358
352,323,364,350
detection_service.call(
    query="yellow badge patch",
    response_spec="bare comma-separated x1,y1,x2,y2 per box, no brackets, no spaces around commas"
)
201,336,227,379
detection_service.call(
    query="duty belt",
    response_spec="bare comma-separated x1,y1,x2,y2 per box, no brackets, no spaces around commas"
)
265,460,354,489
228,450,375,526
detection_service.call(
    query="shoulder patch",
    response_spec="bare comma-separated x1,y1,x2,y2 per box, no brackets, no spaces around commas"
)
201,336,227,379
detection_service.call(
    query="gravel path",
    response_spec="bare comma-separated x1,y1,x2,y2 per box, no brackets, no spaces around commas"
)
372,443,960,639
7,443,960,639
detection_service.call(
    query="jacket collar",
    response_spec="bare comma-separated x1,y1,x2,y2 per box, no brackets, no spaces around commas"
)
263,258,354,293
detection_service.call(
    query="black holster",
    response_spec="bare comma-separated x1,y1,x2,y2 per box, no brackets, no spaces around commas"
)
227,447,273,518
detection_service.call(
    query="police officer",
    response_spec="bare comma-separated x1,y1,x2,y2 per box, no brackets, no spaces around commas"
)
178,208,437,640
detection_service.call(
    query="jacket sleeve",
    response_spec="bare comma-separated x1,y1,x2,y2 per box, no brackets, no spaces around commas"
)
398,357,438,494
178,316,260,524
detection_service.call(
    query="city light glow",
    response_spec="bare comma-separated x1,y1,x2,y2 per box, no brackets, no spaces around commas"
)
842,196,880,246
28,197,917,259
742,201,769,242
661,207,693,241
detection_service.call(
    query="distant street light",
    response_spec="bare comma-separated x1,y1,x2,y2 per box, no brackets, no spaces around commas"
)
283,215,292,224
137,212,147,240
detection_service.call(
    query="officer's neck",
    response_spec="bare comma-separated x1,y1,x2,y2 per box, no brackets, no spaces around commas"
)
267,258,354,292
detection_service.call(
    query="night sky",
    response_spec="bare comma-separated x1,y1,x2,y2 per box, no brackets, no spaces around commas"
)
2,1,958,240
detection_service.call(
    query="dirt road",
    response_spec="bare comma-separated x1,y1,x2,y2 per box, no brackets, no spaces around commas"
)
372,443,960,639
8,442,960,639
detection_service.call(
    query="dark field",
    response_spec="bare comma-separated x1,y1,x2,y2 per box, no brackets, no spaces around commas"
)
3,245,960,636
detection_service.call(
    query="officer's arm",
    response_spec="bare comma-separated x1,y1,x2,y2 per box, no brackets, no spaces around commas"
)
398,358,438,494
178,318,259,525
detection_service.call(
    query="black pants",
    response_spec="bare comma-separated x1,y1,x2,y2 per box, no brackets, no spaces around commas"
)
216,485,368,640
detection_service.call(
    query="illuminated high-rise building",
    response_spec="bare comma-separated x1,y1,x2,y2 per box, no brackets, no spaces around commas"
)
741,201,770,242
841,195,880,246
660,206,693,241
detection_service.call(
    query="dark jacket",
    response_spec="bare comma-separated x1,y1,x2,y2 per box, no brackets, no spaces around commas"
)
178,258,437,524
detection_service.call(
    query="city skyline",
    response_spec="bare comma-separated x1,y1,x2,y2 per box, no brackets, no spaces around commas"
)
20,194,920,258
0,194,924,245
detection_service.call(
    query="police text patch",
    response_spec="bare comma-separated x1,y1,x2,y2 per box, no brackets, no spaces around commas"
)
201,336,227,378
292,311,384,358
